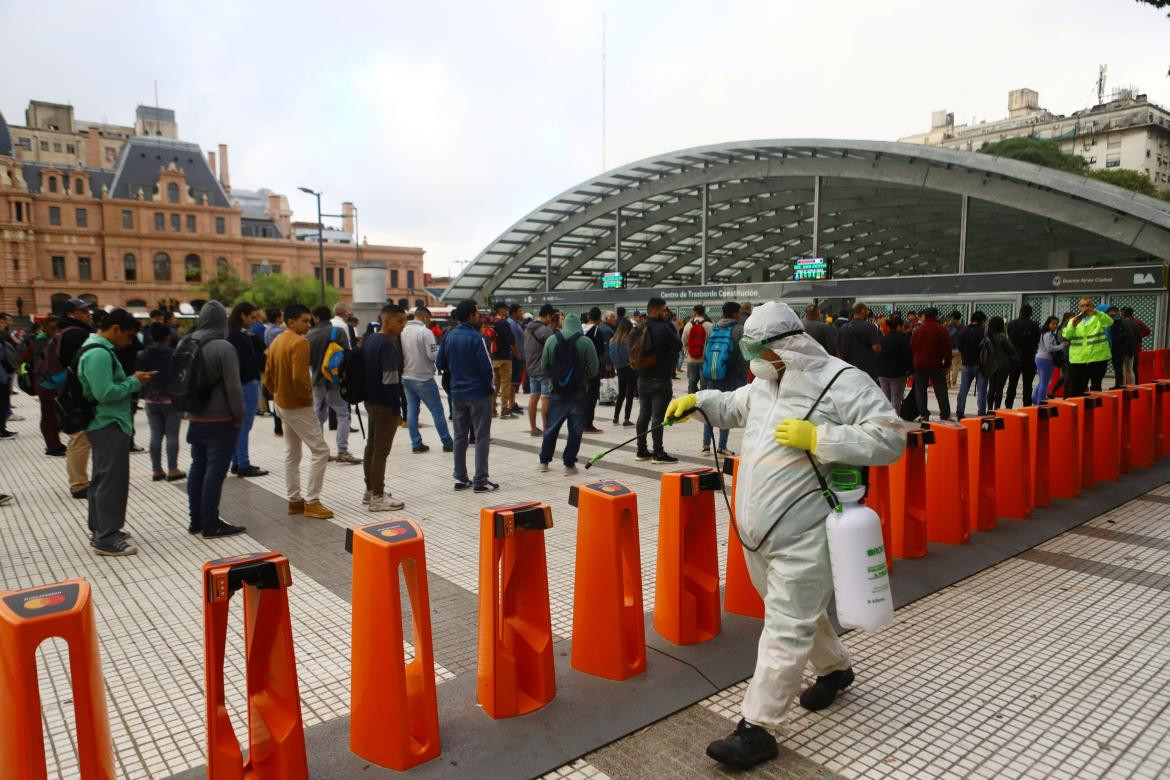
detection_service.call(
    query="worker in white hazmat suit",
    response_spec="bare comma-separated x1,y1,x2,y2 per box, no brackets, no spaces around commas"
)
664,301,905,769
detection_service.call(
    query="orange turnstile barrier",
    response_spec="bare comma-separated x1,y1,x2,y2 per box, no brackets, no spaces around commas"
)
1154,349,1170,381
348,519,440,770
1019,404,1057,509
888,428,932,559
203,552,307,780
568,480,646,680
0,580,114,780
1139,350,1155,382
654,468,722,645
959,415,1002,531
1106,387,1155,472
994,410,1033,519
477,501,556,719
923,421,970,545
1148,381,1170,459
721,456,765,618
1089,392,1121,484
1063,395,1101,491
864,463,895,571
1045,400,1081,500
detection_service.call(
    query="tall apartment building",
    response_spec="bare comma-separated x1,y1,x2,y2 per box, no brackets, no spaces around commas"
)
0,101,429,316
899,87,1170,190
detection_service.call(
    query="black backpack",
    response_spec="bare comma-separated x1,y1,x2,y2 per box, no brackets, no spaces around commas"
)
56,344,109,434
168,334,209,414
550,332,584,394
340,344,367,404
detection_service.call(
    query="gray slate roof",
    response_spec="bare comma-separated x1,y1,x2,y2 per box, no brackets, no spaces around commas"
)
108,136,230,207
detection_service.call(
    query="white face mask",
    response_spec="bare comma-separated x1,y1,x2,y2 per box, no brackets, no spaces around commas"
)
750,358,784,381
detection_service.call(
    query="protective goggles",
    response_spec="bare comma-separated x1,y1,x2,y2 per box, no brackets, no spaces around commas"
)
738,328,804,360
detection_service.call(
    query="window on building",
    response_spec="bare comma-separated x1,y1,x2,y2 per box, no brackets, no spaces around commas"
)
154,252,172,281
216,257,228,275
79,256,91,281
415,298,425,308
105,147,116,162
52,142,62,152
51,256,66,279
74,178,84,196
170,213,181,232
325,267,334,285
39,141,48,151
75,208,87,228
271,264,282,275
390,269,399,288
154,212,164,231
167,183,180,204
124,253,137,281
13,202,23,222
397,298,408,308
314,267,321,280
338,268,344,287
251,264,266,279
1106,159,1121,168
48,177,58,193
185,254,202,282
18,137,31,151
48,206,61,226
215,216,225,235
186,215,196,233
1107,136,1122,149
122,210,133,229
407,270,415,289
66,143,76,154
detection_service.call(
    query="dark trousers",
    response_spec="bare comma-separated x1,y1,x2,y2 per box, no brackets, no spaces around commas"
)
1005,362,1037,408
613,366,637,423
636,376,672,455
1110,352,1126,389
186,421,238,532
583,375,601,428
0,369,10,433
452,395,492,486
1066,360,1109,397
87,423,131,547
363,403,400,496
36,385,63,449
540,391,587,467
988,370,1009,410
913,369,951,420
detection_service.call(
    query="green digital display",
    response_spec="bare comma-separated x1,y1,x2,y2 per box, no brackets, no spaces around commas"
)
793,258,831,281
602,271,625,289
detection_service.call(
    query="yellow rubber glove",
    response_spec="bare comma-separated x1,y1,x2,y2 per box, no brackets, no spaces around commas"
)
663,393,698,424
775,418,817,452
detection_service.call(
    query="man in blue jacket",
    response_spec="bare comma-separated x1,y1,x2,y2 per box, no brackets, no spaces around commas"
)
436,299,498,492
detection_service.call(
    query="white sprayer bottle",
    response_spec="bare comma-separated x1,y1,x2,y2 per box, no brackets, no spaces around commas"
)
824,468,894,632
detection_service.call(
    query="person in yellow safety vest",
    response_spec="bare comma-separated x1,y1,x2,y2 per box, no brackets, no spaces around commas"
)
1061,297,1113,397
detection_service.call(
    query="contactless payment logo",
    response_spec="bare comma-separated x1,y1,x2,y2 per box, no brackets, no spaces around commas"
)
4,582,81,619
362,520,419,544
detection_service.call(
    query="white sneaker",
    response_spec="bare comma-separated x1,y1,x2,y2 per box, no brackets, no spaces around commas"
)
369,495,405,511
564,465,578,476
362,490,372,505
539,462,549,472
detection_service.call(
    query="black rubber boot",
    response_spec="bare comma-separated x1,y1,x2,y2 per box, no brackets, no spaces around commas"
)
799,667,855,711
705,719,778,769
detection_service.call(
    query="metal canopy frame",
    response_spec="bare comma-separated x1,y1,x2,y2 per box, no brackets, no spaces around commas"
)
442,140,1170,302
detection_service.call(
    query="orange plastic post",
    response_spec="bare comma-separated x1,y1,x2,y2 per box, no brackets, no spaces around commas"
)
1155,350,1170,380
568,480,646,680
1139,351,1155,382
994,410,1033,519
889,428,932,559
654,468,722,645
1064,395,1100,491
923,421,970,545
959,416,1001,531
0,580,113,780
863,464,895,571
1019,405,1058,508
348,519,440,769
1045,400,1081,500
1089,392,1121,483
477,501,556,719
1106,387,1154,472
720,456,765,618
203,552,307,780
1148,381,1170,459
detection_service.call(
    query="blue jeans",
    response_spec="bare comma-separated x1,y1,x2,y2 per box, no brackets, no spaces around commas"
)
145,402,181,472
187,421,238,532
403,377,453,449
703,423,730,450
233,380,260,469
957,364,988,418
540,391,587,467
1032,357,1055,404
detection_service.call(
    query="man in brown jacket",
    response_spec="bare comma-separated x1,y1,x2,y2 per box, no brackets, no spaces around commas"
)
263,303,333,519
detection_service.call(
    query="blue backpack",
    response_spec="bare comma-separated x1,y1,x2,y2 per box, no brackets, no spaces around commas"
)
702,323,735,381
550,332,584,393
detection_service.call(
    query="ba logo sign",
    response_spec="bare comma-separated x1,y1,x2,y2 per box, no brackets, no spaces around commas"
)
1133,272,1156,286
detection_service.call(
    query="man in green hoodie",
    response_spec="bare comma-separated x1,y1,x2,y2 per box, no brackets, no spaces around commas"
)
538,313,598,475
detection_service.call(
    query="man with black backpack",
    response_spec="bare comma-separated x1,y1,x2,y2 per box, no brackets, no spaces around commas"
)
361,304,408,511
633,296,682,464
582,307,611,434
70,309,154,556
538,313,598,475
308,305,358,464
43,299,98,497
699,302,745,455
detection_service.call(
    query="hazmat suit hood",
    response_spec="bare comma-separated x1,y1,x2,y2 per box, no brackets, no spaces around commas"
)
695,300,905,553
191,301,228,342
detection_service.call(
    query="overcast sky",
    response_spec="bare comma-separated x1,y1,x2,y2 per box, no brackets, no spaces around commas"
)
3,0,1168,276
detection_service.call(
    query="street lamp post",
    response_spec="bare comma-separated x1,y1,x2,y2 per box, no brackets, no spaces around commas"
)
298,186,326,306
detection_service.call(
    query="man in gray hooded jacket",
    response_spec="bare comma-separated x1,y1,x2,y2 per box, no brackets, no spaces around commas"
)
183,301,247,538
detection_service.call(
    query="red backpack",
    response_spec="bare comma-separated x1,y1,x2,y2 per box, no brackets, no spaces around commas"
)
686,320,708,359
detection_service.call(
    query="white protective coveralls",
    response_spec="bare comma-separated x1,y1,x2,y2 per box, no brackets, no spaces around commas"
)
695,301,904,729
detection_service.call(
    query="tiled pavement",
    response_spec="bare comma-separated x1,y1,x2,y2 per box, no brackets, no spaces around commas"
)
1,379,1169,779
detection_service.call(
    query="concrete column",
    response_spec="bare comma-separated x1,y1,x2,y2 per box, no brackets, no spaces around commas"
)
958,194,969,274
614,207,621,273
217,144,230,189
811,176,821,258
700,184,708,285
546,244,552,292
